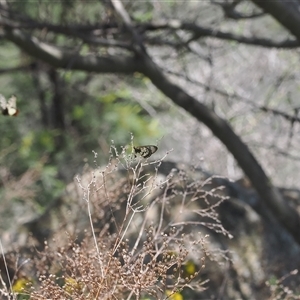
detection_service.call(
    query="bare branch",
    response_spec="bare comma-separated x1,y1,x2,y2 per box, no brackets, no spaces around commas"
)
252,0,300,42
163,67,300,124
212,0,265,20
3,7,300,245
140,21,299,48
106,0,147,54
3,28,138,73
259,106,300,123
139,55,300,245
0,63,35,74
1,6,298,49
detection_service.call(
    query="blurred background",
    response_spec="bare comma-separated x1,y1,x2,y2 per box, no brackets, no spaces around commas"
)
1,0,299,235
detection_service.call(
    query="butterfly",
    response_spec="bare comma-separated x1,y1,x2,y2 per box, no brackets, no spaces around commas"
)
0,94,19,116
133,145,158,159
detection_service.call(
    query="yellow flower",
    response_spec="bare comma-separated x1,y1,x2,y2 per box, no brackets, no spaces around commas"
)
12,277,32,293
64,277,84,294
166,290,183,300
184,260,196,277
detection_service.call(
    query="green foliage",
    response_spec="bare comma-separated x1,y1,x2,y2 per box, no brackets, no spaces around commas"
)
19,130,60,161
0,70,160,214
0,0,162,225
100,90,159,145
38,164,65,205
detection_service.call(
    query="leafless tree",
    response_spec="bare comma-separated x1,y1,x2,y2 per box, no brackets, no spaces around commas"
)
1,0,300,244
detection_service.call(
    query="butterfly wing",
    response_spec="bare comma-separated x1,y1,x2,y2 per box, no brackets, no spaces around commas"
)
6,95,19,117
6,95,18,116
134,145,158,158
0,95,18,116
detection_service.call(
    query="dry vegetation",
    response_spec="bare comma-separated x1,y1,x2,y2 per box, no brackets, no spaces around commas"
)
1,141,300,300
0,142,229,300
